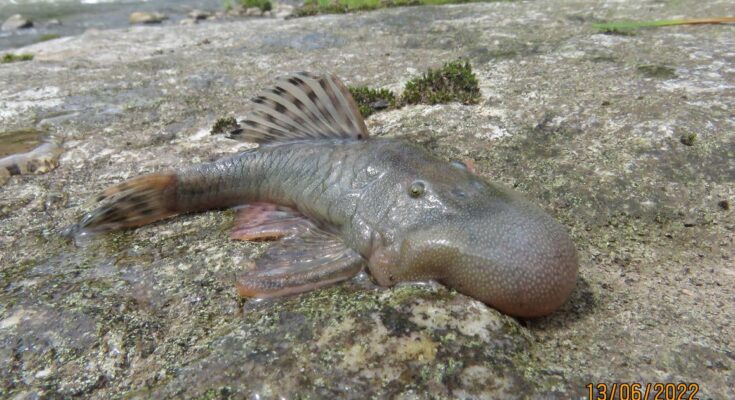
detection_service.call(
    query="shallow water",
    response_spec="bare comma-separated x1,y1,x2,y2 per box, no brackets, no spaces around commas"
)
0,128,44,156
0,0,222,50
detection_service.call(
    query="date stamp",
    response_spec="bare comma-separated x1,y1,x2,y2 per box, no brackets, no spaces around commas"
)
586,383,700,400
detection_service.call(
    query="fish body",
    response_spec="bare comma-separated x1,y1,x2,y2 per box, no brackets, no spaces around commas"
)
0,138,62,186
71,73,578,317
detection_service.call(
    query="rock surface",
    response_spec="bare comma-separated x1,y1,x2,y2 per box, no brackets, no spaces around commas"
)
188,9,212,21
1,0,734,398
2,14,33,31
128,11,168,25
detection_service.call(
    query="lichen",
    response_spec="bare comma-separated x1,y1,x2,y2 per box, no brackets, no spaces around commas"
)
400,60,480,105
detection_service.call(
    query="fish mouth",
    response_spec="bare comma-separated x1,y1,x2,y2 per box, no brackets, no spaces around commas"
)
400,208,578,318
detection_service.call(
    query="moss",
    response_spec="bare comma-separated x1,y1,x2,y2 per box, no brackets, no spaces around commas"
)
196,386,234,399
348,86,396,118
210,116,239,134
293,0,507,17
637,64,676,79
225,0,272,12
292,1,349,17
400,60,481,105
37,33,61,43
2,53,34,63
679,133,697,146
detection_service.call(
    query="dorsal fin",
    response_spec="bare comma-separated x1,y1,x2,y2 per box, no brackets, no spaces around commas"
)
229,72,369,144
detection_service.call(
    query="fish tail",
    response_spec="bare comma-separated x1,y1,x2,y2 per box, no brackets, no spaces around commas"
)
69,172,180,235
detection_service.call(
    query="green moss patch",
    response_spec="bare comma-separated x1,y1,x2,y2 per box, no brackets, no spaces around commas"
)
679,133,697,146
348,86,397,118
2,53,34,63
293,0,502,17
37,33,61,43
401,60,480,105
211,116,240,134
347,60,481,119
225,0,272,12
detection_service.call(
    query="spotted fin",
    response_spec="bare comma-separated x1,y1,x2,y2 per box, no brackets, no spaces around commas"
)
233,204,365,298
65,172,179,236
230,72,369,143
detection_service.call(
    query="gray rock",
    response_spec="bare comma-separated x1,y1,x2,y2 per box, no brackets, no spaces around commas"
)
226,4,245,16
2,14,33,31
1,0,734,398
128,11,168,25
245,7,264,17
273,4,294,18
188,9,211,20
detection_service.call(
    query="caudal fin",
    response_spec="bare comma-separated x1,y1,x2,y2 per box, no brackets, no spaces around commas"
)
66,172,179,236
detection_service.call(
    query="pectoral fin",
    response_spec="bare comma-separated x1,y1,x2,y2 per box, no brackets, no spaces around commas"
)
236,227,365,298
230,203,314,241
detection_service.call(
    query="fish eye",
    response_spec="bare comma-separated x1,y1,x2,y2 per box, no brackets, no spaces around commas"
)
451,160,467,170
409,181,426,198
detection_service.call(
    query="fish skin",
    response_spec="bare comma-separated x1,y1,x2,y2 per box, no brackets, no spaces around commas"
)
70,73,578,318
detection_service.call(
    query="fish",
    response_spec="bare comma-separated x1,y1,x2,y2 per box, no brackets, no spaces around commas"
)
0,138,62,186
67,72,578,318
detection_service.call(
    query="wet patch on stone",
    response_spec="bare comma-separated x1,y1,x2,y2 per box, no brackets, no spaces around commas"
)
0,129,44,157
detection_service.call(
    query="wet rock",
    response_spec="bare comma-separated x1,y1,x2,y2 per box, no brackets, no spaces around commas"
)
128,11,168,25
2,14,33,31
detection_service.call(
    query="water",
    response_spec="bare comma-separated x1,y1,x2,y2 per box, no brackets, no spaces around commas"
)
0,0,223,50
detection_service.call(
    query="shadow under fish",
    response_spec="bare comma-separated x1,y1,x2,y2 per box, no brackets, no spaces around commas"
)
65,72,578,318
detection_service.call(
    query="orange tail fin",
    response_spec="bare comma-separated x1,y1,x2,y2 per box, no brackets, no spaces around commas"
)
68,172,178,236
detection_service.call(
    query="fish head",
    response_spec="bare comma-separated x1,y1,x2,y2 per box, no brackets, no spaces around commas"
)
368,156,578,318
